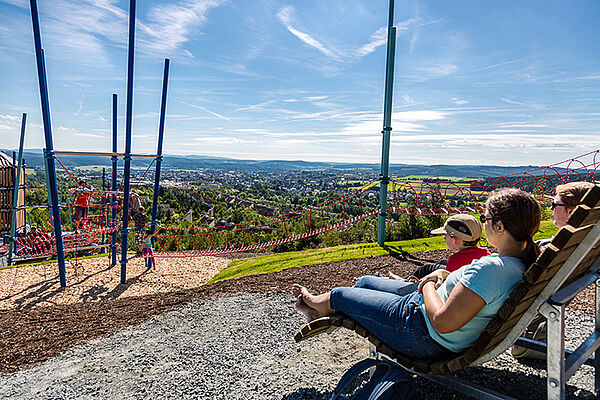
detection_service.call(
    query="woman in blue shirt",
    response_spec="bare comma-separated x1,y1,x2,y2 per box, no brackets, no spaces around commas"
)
292,188,541,357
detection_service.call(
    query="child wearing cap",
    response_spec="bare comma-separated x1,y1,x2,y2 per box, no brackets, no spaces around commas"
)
391,214,490,281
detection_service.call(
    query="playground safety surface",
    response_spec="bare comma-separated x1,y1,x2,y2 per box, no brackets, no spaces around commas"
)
0,249,594,377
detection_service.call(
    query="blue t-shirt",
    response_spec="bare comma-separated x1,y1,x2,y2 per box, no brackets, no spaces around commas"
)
419,254,525,353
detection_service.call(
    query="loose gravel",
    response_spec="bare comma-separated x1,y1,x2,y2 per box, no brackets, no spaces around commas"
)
0,293,596,400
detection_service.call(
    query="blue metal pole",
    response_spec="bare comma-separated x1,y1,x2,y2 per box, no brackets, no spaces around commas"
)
150,58,170,248
101,167,106,251
377,0,397,247
29,0,67,286
120,0,137,284
111,94,118,267
7,113,27,265
24,158,31,228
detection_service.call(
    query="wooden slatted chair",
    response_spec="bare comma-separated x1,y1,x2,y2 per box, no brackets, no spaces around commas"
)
295,184,600,400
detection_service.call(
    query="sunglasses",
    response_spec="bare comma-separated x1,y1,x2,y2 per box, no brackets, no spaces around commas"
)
479,214,494,224
550,202,567,210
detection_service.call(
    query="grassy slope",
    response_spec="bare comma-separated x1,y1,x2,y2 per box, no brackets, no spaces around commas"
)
208,220,558,283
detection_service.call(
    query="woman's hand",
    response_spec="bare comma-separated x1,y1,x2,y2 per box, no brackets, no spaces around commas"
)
418,269,450,293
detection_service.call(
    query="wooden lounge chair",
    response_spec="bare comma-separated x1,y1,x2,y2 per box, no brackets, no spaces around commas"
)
295,184,600,400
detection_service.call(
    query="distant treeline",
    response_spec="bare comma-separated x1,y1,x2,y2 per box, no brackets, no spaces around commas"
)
469,171,599,193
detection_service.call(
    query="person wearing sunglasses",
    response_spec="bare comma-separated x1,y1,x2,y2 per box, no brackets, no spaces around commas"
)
511,181,595,360
552,181,595,228
536,181,595,250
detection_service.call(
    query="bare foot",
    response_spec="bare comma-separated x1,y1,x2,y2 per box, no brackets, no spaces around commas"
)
291,284,334,318
387,271,406,281
291,283,301,297
295,295,318,322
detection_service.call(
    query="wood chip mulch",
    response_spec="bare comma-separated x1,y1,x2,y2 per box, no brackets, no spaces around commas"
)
0,249,593,376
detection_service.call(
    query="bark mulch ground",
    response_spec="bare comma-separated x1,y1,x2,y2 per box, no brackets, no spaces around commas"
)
0,248,593,377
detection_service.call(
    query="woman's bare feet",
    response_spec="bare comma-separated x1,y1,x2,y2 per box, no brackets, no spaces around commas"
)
291,284,334,318
387,271,405,281
295,295,319,322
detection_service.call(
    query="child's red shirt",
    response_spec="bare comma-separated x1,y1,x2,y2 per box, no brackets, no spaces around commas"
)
446,246,491,272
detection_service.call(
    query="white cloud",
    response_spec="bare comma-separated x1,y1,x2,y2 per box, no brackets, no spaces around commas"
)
276,6,339,60
500,97,526,106
304,96,328,101
232,100,276,113
415,63,458,79
34,0,223,66
356,27,387,57
178,100,232,121
450,97,469,105
2,0,28,8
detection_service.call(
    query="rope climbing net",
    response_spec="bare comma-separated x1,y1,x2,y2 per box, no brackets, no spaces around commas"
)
2,149,598,262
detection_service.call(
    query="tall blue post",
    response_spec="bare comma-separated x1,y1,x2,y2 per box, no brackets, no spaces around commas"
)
7,113,27,265
101,167,106,251
120,0,137,284
29,0,67,286
111,94,118,267
150,58,170,248
377,0,397,246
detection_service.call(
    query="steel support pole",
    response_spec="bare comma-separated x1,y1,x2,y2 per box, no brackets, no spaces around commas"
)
101,167,106,251
150,58,170,248
24,158,31,228
29,0,66,287
7,113,27,265
120,0,136,284
111,94,118,267
542,301,566,400
377,0,397,246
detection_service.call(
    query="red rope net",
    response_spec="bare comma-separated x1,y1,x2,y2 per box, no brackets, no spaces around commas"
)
3,150,598,261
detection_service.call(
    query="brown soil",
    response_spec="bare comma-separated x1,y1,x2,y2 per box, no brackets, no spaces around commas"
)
0,249,593,376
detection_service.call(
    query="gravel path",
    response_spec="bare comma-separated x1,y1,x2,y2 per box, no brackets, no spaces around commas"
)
0,293,596,400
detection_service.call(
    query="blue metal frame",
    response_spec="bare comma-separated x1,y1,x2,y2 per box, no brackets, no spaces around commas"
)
111,94,118,267
29,0,67,286
150,58,170,248
120,0,137,284
377,0,397,246
7,113,27,265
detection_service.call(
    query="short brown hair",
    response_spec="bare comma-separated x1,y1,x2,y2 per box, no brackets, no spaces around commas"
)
555,182,595,209
462,238,480,247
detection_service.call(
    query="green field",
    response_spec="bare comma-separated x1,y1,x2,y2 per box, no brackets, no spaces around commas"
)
209,219,558,283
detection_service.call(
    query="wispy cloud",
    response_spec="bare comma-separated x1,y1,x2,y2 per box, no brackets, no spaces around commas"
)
178,100,232,121
27,0,223,66
450,97,469,105
415,63,458,79
356,27,387,57
276,6,339,60
232,100,276,113
500,98,526,106
138,0,224,54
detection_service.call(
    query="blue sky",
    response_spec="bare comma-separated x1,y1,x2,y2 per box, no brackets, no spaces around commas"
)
1,0,598,166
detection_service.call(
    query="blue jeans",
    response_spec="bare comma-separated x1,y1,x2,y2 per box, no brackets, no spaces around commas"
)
354,275,419,296
330,285,454,358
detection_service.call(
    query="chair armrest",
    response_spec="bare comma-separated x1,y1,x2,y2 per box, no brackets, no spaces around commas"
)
549,269,600,306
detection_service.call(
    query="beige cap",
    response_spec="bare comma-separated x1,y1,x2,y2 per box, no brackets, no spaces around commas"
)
431,214,482,242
